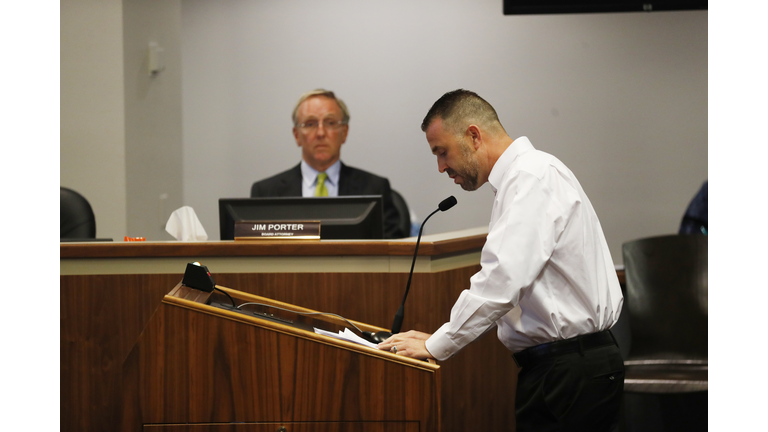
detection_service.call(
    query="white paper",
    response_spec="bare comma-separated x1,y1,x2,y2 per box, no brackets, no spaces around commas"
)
314,327,378,349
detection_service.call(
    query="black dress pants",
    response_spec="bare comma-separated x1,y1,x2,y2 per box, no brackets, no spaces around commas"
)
515,343,624,431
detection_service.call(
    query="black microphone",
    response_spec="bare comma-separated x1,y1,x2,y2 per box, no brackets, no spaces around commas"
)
363,196,457,344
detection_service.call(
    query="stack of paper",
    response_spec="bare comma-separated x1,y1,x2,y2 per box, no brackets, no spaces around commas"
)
314,327,378,349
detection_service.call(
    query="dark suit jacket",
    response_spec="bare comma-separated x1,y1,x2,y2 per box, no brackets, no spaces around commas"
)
250,162,406,239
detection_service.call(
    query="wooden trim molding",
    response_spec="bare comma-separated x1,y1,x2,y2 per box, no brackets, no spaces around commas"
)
60,228,489,259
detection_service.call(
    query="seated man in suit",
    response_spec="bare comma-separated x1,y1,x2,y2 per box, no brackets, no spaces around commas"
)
251,89,406,239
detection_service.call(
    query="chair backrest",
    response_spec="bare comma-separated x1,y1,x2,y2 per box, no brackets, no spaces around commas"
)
622,234,707,361
61,187,96,239
390,189,412,238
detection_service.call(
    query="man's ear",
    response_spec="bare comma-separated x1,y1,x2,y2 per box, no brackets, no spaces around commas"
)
339,124,349,145
293,127,301,146
467,124,482,150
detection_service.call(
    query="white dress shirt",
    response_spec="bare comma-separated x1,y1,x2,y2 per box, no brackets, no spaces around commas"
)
301,160,341,197
425,136,623,361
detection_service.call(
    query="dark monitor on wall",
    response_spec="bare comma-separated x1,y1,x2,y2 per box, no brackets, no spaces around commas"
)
503,0,707,14
218,196,384,240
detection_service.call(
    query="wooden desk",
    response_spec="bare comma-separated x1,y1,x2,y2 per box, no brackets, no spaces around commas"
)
61,227,624,432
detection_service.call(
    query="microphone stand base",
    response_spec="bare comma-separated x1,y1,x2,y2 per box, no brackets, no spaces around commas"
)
362,331,393,344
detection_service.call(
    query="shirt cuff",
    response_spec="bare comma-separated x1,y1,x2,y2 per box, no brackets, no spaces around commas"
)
425,323,462,361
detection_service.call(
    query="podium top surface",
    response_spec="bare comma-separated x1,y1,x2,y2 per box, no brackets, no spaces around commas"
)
166,282,441,372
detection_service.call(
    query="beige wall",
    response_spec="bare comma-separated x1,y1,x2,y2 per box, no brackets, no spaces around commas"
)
123,0,184,239
61,0,183,240
181,2,707,263
61,0,127,240
60,1,707,264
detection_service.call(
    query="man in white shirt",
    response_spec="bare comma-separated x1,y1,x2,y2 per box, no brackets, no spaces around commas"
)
378,89,624,431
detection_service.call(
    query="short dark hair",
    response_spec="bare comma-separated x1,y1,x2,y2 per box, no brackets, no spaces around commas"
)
421,89,504,136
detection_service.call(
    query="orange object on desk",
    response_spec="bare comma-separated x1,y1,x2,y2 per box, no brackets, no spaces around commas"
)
124,236,146,242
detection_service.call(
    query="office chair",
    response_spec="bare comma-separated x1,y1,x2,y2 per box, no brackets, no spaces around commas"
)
620,234,707,431
390,189,412,238
61,187,97,239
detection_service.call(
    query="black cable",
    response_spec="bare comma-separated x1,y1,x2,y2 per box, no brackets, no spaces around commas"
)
214,287,236,308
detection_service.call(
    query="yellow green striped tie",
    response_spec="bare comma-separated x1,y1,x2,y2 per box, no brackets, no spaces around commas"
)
315,172,328,197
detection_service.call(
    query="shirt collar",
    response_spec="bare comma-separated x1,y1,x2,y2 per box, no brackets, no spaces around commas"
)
488,136,534,194
301,159,342,187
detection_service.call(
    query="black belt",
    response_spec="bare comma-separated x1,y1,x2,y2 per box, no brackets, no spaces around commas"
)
512,330,617,369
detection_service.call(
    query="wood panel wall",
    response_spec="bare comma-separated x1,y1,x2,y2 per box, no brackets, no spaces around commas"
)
61,267,518,432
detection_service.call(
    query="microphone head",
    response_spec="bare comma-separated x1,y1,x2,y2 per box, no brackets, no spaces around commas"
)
439,196,457,211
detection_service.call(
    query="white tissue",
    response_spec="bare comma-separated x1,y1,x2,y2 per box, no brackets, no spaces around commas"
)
165,206,208,241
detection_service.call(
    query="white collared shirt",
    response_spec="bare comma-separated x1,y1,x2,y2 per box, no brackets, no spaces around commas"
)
425,136,623,361
301,160,341,197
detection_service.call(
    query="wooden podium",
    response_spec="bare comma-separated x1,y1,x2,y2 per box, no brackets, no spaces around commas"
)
121,283,440,432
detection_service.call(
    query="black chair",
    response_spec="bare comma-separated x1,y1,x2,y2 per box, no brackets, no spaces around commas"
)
391,189,412,238
620,234,707,431
61,187,96,239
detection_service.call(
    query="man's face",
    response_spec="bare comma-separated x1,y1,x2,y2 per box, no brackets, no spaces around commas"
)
293,96,348,171
426,119,481,191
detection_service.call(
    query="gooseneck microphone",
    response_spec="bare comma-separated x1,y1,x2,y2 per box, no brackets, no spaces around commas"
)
363,196,457,344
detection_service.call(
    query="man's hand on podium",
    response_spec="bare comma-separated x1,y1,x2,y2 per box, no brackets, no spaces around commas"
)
377,330,434,360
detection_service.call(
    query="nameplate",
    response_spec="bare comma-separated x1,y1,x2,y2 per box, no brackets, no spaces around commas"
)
234,221,321,240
